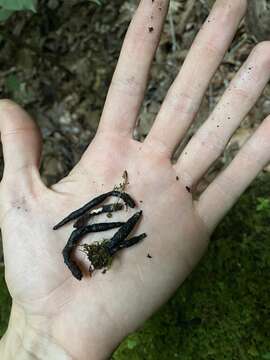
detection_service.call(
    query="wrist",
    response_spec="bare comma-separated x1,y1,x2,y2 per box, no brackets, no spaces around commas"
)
0,303,73,360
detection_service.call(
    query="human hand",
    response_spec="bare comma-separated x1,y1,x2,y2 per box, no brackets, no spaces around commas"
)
0,0,270,359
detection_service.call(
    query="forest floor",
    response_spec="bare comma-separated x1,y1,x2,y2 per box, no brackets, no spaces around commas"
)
0,1,269,359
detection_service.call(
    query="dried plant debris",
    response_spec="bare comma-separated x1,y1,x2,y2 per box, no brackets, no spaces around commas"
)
114,170,129,192
53,171,146,280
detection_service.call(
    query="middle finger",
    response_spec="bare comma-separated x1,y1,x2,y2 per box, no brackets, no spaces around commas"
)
144,0,247,155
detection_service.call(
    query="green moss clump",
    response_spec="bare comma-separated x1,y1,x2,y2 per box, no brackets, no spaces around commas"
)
113,174,270,360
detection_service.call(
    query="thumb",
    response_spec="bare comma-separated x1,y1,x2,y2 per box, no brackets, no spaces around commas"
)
0,99,42,186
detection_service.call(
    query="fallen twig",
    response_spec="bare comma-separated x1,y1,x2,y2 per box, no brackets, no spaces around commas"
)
169,6,178,52
177,0,196,37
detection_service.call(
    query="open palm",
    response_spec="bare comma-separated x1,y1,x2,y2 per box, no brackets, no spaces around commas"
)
1,1,270,359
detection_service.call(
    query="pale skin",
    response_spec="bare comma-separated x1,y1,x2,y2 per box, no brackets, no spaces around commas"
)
0,0,269,359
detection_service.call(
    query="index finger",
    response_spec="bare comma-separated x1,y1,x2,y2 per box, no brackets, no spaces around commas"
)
98,0,169,137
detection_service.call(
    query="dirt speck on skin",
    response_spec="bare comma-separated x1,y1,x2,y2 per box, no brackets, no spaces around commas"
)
12,198,28,213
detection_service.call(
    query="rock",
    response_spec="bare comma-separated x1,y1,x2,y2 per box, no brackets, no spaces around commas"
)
59,111,72,125
48,0,59,10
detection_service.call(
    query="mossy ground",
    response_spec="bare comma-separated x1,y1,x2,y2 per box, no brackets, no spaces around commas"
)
0,175,269,359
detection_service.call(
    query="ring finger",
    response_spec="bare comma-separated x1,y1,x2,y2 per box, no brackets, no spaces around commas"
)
175,41,270,187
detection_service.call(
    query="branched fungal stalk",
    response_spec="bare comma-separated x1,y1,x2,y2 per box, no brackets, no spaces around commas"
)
105,211,143,254
73,203,123,229
62,222,125,280
54,171,147,280
53,190,136,230
80,212,146,275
